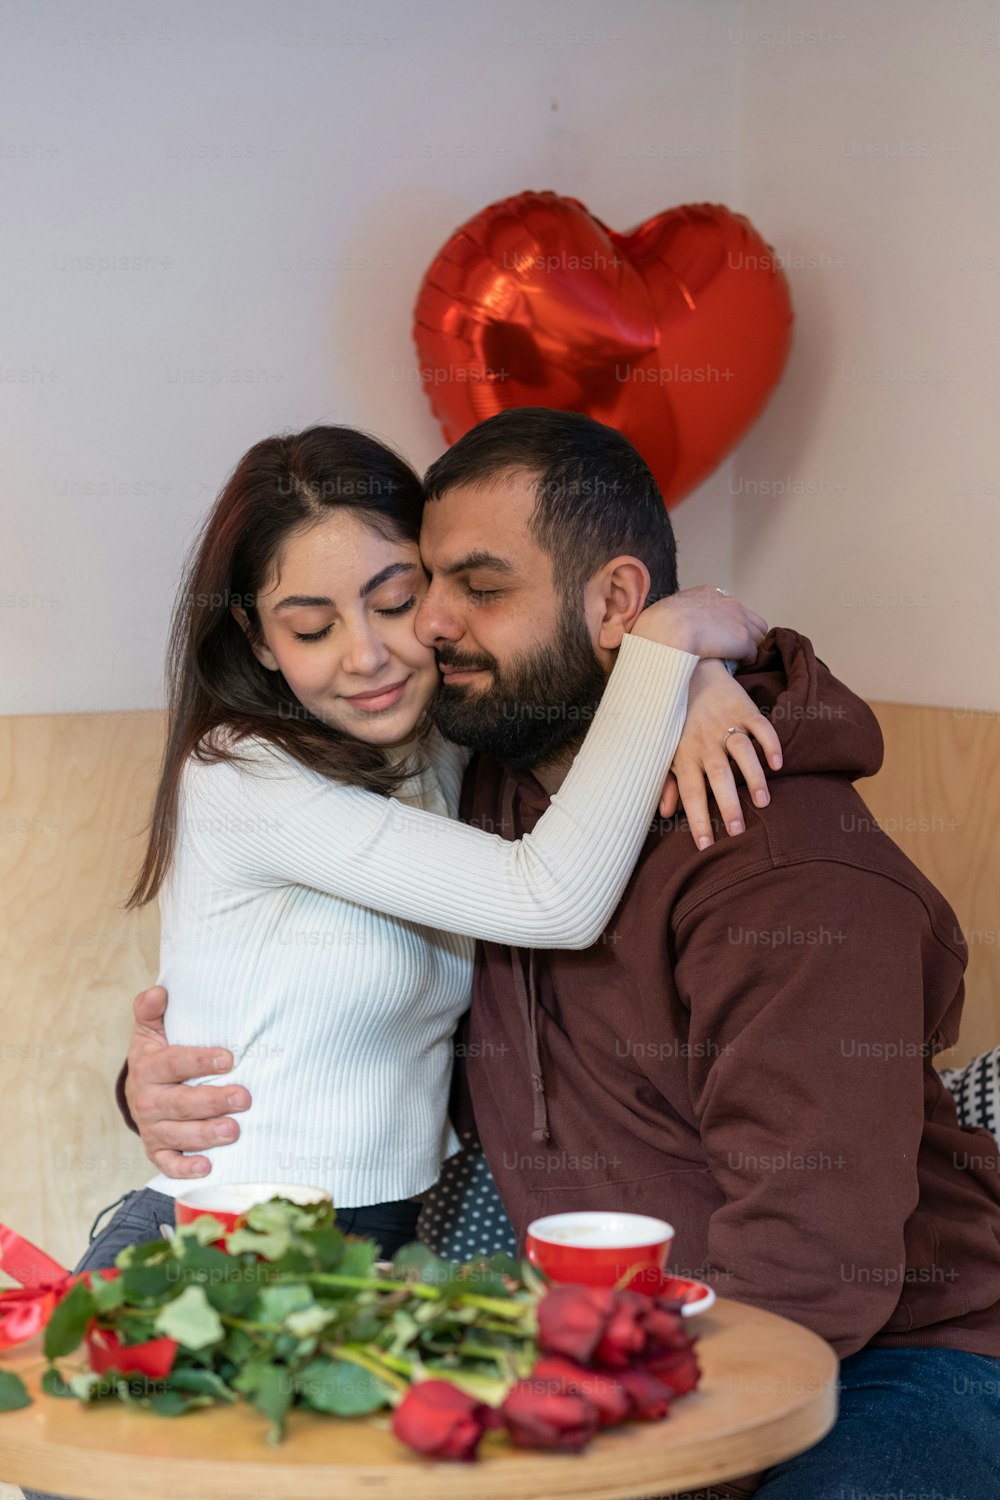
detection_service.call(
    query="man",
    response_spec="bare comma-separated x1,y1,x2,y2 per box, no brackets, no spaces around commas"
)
116,409,1000,1497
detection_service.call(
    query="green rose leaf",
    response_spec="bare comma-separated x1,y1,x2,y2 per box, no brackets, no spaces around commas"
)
225,1227,291,1260
167,1367,237,1402
43,1280,95,1359
257,1283,313,1323
302,1225,346,1270
245,1196,332,1237
414,1293,453,1324
342,1307,382,1343
0,1369,31,1411
172,1217,229,1248
90,1274,126,1314
286,1305,333,1339
115,1239,172,1267
297,1356,392,1416
40,1366,74,1399
263,1246,314,1277
457,1268,511,1299
116,1318,159,1345
173,1244,262,1316
120,1262,178,1303
148,1388,215,1417
173,1240,238,1274
391,1243,453,1286
232,1360,292,1442
153,1285,224,1349
68,1370,117,1402
489,1252,523,1280
221,1326,257,1366
386,1309,422,1358
338,1238,379,1278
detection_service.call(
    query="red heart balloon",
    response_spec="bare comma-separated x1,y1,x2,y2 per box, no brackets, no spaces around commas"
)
414,192,793,508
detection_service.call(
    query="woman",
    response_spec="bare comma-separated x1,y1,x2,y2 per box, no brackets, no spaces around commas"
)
85,425,772,1263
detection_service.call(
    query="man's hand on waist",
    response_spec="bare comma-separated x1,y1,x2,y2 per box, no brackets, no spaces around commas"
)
123,983,251,1178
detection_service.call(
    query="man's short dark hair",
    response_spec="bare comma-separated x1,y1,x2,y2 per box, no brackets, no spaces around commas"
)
423,407,678,604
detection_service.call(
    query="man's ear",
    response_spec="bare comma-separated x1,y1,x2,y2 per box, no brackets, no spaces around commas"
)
584,556,652,652
231,605,280,672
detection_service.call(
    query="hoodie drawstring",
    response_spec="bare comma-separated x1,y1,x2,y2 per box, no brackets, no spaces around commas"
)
502,774,551,1145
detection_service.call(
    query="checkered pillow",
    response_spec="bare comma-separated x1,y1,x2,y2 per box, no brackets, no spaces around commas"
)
939,1047,1000,1146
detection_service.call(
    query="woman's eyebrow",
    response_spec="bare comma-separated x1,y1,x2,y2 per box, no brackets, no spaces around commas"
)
274,593,333,612
359,561,416,598
273,563,416,612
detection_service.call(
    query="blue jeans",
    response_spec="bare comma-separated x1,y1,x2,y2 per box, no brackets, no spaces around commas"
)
686,1343,1000,1499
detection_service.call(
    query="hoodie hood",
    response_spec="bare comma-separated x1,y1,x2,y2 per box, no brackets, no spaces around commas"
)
735,627,883,781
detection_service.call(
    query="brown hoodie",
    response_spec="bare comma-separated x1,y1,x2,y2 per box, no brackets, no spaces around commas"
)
454,628,1000,1361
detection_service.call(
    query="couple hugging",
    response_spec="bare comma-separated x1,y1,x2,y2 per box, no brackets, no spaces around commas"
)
65,409,1000,1497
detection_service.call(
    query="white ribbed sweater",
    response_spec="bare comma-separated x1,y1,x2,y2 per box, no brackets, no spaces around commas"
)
145,633,697,1207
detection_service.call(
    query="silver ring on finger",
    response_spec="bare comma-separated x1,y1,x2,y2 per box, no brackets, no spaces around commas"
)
723,726,751,753
716,586,731,597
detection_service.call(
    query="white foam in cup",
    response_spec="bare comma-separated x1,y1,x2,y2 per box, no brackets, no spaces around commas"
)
176,1182,331,1215
528,1211,673,1247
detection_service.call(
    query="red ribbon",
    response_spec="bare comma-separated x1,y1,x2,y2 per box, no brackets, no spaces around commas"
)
0,1223,177,1376
0,1224,75,1352
0,1224,68,1288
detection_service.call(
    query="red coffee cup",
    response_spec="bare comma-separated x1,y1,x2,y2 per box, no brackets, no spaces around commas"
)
525,1211,674,1288
174,1182,331,1237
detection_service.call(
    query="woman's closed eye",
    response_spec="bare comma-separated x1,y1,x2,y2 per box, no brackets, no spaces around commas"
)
378,595,417,617
292,595,416,641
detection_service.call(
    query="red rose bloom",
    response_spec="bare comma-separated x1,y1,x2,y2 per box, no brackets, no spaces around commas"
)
531,1355,631,1428
501,1374,600,1451
536,1284,618,1363
392,1379,496,1462
86,1328,178,1379
592,1290,648,1369
617,1367,675,1421
644,1345,701,1397
633,1295,701,1395
642,1300,690,1351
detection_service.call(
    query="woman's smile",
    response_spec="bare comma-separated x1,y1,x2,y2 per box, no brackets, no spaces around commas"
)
340,675,413,713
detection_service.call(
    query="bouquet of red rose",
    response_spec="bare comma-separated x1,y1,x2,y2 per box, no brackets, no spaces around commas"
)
0,1198,699,1461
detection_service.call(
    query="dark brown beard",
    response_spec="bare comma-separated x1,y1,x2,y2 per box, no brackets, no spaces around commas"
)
432,599,609,771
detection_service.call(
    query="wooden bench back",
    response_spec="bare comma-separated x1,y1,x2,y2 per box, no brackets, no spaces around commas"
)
1,702,997,1267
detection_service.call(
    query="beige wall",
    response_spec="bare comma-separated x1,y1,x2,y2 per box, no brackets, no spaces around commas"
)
5,4,996,718
730,0,1000,711
0,0,741,717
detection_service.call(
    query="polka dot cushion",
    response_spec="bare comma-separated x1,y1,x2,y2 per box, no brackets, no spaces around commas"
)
417,1132,517,1260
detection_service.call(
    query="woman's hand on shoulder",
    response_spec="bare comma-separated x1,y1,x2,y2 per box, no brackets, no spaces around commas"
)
631,584,768,662
659,660,783,850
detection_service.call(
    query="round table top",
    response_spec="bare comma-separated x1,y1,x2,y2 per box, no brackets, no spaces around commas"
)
0,1297,837,1500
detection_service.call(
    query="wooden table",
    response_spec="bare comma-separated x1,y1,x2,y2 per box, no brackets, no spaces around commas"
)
0,1297,837,1499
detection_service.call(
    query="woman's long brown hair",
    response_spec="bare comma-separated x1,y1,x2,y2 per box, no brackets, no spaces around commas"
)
127,425,428,908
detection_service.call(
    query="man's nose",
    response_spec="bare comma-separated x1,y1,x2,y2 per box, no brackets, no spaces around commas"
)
414,585,461,646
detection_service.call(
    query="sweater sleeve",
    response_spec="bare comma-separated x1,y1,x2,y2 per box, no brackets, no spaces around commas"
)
672,859,961,1357
182,632,697,949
